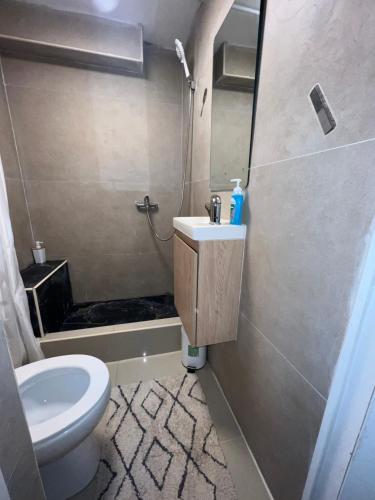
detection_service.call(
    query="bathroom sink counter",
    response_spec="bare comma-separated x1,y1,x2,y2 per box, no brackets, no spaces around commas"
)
173,217,246,347
173,216,246,241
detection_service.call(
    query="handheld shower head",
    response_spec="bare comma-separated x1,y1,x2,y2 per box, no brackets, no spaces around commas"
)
175,38,191,81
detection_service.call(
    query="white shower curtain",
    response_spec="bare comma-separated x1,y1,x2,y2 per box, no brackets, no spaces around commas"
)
0,155,43,367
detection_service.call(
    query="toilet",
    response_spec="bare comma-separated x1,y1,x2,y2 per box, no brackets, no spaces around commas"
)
15,354,111,499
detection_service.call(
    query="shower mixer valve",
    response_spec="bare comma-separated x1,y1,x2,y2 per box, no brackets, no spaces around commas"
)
135,195,159,211
135,39,192,241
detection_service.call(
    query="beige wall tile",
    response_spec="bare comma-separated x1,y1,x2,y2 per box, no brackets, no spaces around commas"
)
65,251,173,303
252,0,375,166
26,180,178,254
24,178,177,300
3,47,184,301
7,86,150,186
242,141,375,397
210,314,326,500
143,46,183,106
146,101,183,192
25,180,143,255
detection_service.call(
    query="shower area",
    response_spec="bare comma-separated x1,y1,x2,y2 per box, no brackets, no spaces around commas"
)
0,0,197,346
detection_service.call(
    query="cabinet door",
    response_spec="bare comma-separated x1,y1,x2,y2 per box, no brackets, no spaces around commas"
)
196,239,244,346
173,235,198,344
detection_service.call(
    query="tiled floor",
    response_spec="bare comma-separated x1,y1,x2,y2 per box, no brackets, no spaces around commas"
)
73,351,271,500
107,351,186,386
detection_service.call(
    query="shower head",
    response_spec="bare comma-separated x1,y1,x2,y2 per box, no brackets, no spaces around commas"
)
175,38,191,81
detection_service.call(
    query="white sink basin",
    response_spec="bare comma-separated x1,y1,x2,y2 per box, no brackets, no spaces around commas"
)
173,217,246,241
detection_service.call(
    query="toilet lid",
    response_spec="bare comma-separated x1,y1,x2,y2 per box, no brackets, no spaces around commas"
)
15,355,109,444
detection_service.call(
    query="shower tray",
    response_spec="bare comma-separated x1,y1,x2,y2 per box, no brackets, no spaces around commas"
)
60,294,177,331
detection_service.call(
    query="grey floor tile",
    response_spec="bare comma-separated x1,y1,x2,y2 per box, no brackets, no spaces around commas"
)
106,362,118,385
198,364,241,443
115,350,186,385
221,437,271,500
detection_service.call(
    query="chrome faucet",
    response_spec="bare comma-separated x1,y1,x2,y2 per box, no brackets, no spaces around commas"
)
205,194,221,224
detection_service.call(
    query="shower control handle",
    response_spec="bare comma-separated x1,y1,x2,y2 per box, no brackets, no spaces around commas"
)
135,195,159,211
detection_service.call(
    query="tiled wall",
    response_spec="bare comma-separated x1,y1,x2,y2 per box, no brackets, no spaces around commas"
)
1,46,184,302
189,1,375,499
0,327,44,498
0,62,33,269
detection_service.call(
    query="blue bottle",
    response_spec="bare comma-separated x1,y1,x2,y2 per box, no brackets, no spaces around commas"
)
229,179,244,225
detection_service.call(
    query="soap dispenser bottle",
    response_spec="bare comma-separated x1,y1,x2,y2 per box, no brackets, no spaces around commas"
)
32,241,46,264
229,178,244,225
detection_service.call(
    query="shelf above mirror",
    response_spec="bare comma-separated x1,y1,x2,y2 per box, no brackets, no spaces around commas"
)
214,42,256,92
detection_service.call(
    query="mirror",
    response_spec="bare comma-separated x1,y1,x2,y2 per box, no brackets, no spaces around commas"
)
210,0,262,191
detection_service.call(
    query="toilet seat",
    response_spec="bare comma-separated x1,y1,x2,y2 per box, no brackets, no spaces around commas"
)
16,355,110,465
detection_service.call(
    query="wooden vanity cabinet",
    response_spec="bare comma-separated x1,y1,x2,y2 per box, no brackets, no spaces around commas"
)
173,231,245,347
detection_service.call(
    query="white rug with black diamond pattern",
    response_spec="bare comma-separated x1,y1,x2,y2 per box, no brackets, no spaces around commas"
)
95,373,237,499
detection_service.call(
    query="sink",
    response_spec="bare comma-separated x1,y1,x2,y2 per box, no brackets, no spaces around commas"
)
173,217,246,241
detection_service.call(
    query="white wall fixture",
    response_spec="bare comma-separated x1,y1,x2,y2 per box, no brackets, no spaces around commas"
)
173,216,246,241
16,354,110,499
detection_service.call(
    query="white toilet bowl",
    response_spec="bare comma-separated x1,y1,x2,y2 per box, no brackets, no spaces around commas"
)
16,354,111,499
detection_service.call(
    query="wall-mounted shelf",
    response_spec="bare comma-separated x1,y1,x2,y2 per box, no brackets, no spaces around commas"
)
214,42,256,92
0,0,144,76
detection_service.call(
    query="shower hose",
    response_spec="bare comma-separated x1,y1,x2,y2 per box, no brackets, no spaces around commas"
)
146,86,195,241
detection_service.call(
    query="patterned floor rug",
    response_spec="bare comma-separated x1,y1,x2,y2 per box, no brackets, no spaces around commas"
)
95,373,237,499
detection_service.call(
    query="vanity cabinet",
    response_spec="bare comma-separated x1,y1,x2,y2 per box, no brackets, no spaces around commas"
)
173,231,245,347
